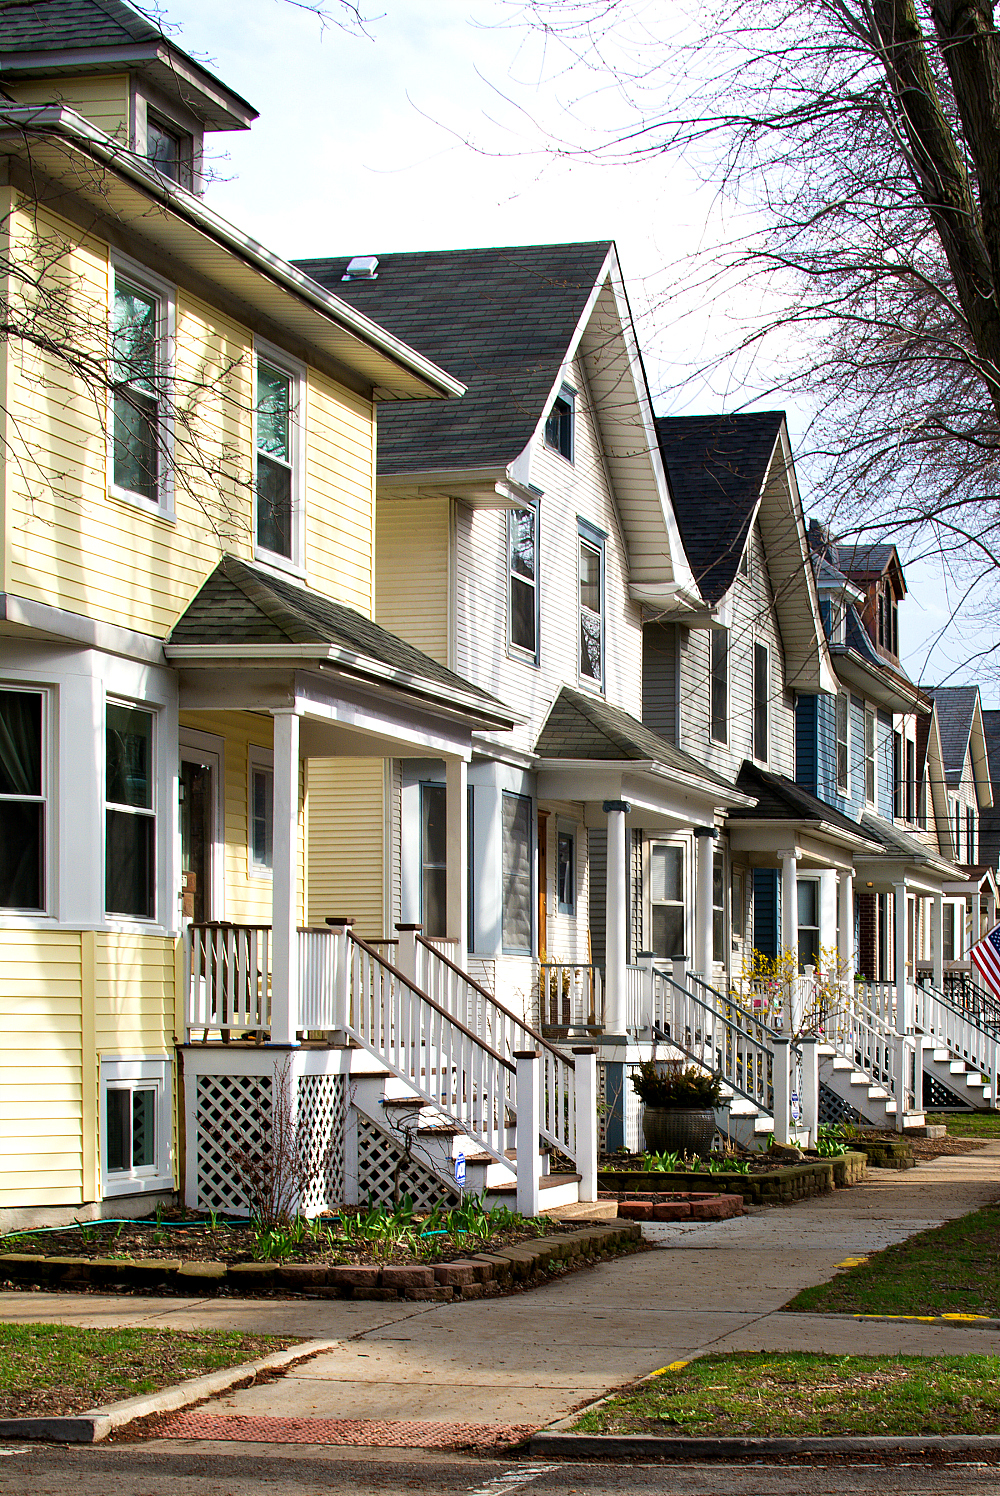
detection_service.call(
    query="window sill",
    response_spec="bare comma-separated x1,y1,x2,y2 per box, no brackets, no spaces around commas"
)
507,644,540,668
254,549,306,584
108,484,175,524
102,1171,174,1198
576,673,604,696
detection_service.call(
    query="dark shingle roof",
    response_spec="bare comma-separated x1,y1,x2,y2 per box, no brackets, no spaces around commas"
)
654,412,784,605
726,760,881,843
292,243,613,477
0,0,162,51
830,542,897,577
926,686,979,784
859,811,951,868
168,555,509,715
534,685,740,795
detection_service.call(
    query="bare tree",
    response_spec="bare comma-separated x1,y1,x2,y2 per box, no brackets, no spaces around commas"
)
498,1,1000,626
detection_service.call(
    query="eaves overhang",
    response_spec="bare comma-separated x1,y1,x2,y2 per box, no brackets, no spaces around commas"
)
0,105,465,402
164,642,520,733
830,647,930,713
532,755,755,809
724,815,882,856
377,466,538,510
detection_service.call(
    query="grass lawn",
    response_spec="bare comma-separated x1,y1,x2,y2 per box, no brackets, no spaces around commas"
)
784,1202,1000,1318
926,1112,1000,1138
571,1352,1000,1437
0,1323,299,1418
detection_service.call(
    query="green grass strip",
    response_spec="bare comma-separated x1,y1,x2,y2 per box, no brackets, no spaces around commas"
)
926,1112,1000,1138
571,1352,1000,1437
0,1323,298,1419
784,1202,1000,1318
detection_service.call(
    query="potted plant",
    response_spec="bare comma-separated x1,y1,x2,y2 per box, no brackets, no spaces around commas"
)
630,1060,722,1158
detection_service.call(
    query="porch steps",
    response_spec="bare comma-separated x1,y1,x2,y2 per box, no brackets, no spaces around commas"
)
818,1046,925,1130
921,1044,992,1109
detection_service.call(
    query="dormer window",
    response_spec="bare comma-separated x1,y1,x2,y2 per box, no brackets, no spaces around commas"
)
545,388,574,461
146,113,192,189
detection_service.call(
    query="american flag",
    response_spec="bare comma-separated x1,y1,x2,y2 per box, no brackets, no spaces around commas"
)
971,922,1000,1001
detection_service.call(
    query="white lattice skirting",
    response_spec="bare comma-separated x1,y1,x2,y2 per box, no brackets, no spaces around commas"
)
298,1074,347,1214
355,1114,460,1210
195,1072,272,1215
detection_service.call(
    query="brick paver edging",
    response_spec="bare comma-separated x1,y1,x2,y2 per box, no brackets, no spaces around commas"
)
597,1150,868,1204
152,1412,537,1449
529,1431,1000,1459
0,1219,641,1301
616,1191,743,1222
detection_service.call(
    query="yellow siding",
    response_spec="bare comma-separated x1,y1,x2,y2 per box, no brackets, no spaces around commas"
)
306,759,385,938
94,933,176,1055
7,75,130,140
376,496,450,663
0,929,84,1206
5,200,379,639
305,370,375,615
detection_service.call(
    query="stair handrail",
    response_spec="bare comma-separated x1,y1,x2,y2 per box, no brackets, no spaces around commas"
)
683,968,784,1041
650,967,778,1113
914,976,998,1090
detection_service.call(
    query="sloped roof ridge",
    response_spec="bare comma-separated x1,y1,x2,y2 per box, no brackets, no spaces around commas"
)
0,0,164,51
219,554,322,645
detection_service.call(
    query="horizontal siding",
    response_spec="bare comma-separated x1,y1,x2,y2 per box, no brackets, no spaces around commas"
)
0,929,83,1207
305,371,375,614
306,758,385,938
376,496,450,664
8,75,130,139
642,622,678,740
94,933,176,1054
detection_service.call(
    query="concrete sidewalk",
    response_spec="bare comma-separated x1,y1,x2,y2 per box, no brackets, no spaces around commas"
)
2,1142,997,1438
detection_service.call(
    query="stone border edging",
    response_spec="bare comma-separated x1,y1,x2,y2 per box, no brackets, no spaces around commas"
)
528,1431,1000,1460
0,1338,339,1444
0,1220,641,1302
597,1152,867,1205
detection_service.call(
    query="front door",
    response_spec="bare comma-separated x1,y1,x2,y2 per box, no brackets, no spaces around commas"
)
179,740,220,924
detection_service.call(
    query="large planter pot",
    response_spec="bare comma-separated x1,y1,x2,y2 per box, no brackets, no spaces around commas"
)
642,1106,717,1158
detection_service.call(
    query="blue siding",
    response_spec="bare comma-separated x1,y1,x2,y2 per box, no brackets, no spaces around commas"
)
877,708,894,819
753,868,780,957
849,694,865,814
796,695,818,794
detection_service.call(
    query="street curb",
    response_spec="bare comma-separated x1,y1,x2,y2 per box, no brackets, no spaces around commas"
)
790,1311,1000,1330
0,1337,340,1443
528,1431,1000,1460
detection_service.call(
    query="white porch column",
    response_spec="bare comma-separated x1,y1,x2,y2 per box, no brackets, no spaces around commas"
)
893,880,910,1033
772,1036,791,1145
780,850,799,963
986,886,998,935
271,709,300,1047
694,827,716,980
445,756,468,966
572,1046,599,1203
515,1049,542,1217
930,895,944,990
603,799,630,1035
838,871,855,977
818,869,837,966
800,1035,820,1146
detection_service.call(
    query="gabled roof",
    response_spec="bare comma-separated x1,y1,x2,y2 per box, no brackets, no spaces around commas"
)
824,602,927,713
925,686,992,805
534,685,739,796
165,555,514,726
0,0,256,130
294,243,613,478
726,761,881,845
654,412,784,606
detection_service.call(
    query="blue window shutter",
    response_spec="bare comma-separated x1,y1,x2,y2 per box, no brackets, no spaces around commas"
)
796,695,818,793
753,869,779,957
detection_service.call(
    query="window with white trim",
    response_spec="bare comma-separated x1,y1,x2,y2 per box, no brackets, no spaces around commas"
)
508,504,539,660
712,852,725,965
420,782,447,938
544,387,574,461
710,629,728,745
753,641,768,763
864,708,876,804
650,842,685,960
835,691,849,793
797,879,820,970
110,265,173,511
105,702,156,920
501,791,532,954
146,112,193,189
248,746,274,876
906,738,916,823
556,827,575,915
0,687,46,911
255,347,303,567
578,521,605,687
101,1057,172,1196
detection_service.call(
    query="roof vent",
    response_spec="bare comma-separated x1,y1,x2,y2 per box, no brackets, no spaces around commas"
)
342,255,378,282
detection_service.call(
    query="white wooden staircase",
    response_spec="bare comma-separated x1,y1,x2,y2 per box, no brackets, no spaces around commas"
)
914,979,999,1112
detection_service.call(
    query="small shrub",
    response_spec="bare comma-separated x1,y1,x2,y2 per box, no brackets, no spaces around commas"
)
630,1060,722,1109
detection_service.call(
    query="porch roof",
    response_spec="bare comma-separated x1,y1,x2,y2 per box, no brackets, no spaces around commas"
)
726,761,882,850
165,555,517,730
857,811,955,877
533,686,745,801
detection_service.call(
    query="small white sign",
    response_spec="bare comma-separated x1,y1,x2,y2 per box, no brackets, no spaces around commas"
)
454,1153,466,1187
790,1091,801,1123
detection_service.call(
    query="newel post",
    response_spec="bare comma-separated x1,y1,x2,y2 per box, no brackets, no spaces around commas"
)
515,1049,541,1218
395,923,421,982
637,951,655,1034
772,1036,791,1145
572,1047,598,1203
325,918,354,1033
799,1035,819,1146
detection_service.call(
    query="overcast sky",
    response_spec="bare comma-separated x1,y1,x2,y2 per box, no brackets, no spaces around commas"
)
160,0,997,703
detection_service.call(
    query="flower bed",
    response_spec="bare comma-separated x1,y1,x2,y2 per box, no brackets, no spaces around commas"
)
598,1151,867,1205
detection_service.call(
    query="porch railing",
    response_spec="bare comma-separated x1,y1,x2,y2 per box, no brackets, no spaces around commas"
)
651,966,776,1115
536,962,604,1036
914,978,1000,1103
188,922,270,1038
414,936,577,1161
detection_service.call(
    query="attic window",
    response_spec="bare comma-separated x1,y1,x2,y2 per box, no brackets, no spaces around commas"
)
147,114,191,189
545,389,574,461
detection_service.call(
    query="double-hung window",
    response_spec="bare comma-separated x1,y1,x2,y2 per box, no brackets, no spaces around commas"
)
420,782,448,938
864,708,876,804
508,505,538,659
249,746,274,875
710,629,728,745
712,852,725,964
967,807,976,864
906,739,916,823
501,791,532,953
557,828,575,915
106,702,156,921
0,688,45,911
255,348,303,567
797,879,820,970
835,692,849,793
111,267,172,510
893,731,903,819
753,642,768,763
578,521,605,687
651,843,685,960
